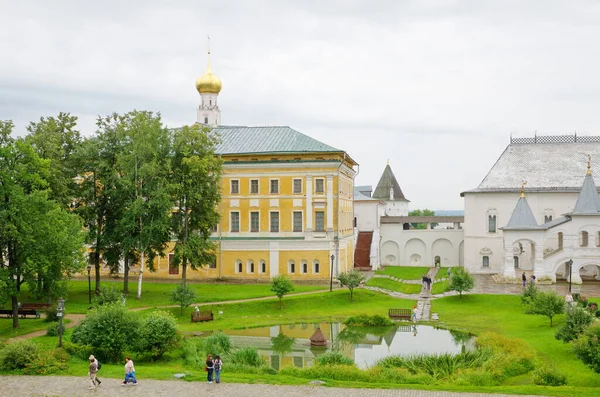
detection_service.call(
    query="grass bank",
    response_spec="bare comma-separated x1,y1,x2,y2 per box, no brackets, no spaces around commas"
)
375,266,429,280
365,278,422,294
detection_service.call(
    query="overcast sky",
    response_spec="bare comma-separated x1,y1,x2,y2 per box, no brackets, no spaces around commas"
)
2,1,600,210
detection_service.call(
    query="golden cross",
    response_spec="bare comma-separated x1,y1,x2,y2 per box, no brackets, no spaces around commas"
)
520,180,528,197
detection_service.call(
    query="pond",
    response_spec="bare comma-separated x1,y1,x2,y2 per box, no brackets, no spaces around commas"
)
220,323,475,370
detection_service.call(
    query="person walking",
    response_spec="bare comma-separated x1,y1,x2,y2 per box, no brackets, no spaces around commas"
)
522,272,527,287
565,292,574,310
422,274,428,290
529,275,536,286
206,354,215,384
89,355,101,386
88,356,98,389
214,355,223,384
122,357,137,386
412,306,418,323
426,276,432,291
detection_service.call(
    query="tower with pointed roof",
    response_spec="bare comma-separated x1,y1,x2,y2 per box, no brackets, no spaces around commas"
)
372,162,410,216
196,38,222,126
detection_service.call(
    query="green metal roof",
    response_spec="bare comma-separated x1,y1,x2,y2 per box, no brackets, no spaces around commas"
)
212,126,341,155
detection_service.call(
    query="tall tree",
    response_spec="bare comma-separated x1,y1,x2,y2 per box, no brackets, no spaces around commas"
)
0,120,85,328
408,209,437,229
170,124,222,286
117,111,172,299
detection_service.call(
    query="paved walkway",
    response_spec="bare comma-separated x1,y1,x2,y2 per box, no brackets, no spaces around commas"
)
0,376,549,397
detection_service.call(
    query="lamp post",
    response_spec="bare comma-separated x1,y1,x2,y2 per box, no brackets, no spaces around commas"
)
567,259,573,293
87,265,92,305
57,297,65,348
330,254,335,292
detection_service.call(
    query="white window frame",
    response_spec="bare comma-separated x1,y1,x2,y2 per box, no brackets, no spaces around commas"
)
482,256,490,267
270,178,280,194
250,211,260,233
293,211,303,232
270,211,280,233
230,179,240,194
289,260,295,274
293,178,302,194
259,260,266,274
250,179,259,194
235,260,242,273
230,211,240,233
313,260,320,274
315,178,324,194
247,260,255,274
301,260,308,274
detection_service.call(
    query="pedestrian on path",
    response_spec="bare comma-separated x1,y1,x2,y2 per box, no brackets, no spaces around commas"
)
214,355,223,384
89,355,101,386
426,276,432,291
206,354,214,384
521,272,527,287
412,306,418,323
422,274,428,290
122,357,137,386
88,356,98,389
529,275,536,286
565,292,574,309
447,268,451,278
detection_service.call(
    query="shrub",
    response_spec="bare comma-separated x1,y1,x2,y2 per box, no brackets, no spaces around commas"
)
181,333,232,369
170,283,196,315
525,290,565,327
476,333,535,377
71,303,141,362
280,364,436,385
46,322,60,336
521,283,538,305
555,306,594,343
229,347,266,367
134,311,180,360
448,267,474,297
315,351,355,366
533,367,568,386
202,331,232,356
573,323,600,373
270,275,294,308
44,307,60,322
0,341,39,370
94,285,125,306
22,348,68,375
62,341,94,361
345,314,393,327
338,270,365,301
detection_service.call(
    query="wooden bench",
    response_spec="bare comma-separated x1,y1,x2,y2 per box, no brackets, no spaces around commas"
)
0,309,40,319
388,308,412,320
21,303,52,311
191,310,214,323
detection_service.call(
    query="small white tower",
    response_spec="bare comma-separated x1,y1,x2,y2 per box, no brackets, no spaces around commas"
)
195,38,222,126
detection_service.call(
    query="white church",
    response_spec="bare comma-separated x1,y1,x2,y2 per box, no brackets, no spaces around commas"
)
354,135,600,284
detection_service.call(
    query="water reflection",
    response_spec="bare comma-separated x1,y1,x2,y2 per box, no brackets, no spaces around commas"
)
222,323,475,370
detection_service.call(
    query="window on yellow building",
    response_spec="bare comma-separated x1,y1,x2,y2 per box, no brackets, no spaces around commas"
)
248,261,254,273
230,212,240,232
293,211,302,232
270,179,279,194
250,179,259,194
293,179,302,194
168,253,178,275
270,212,279,232
314,261,320,274
301,261,308,274
315,211,325,232
289,260,295,274
260,260,266,274
315,178,324,193
230,180,239,194
236,260,242,273
250,211,259,232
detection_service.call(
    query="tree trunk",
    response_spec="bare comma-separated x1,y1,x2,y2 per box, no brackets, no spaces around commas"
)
11,295,19,329
136,251,144,299
94,214,103,294
182,255,187,287
182,200,189,287
123,255,129,295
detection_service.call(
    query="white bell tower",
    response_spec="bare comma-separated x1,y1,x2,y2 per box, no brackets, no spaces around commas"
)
195,37,222,126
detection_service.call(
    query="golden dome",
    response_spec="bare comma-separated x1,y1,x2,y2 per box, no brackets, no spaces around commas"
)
195,54,222,94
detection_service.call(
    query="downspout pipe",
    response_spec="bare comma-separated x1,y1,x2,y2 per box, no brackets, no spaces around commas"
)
335,152,347,276
218,155,223,280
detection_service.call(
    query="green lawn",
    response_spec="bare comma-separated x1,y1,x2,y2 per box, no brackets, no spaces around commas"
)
4,280,327,314
431,279,449,294
432,294,600,389
435,267,450,280
0,318,71,341
366,278,422,294
374,266,429,280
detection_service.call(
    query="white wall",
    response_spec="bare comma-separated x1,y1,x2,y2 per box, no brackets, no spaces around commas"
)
355,201,382,232
385,200,409,216
380,224,464,267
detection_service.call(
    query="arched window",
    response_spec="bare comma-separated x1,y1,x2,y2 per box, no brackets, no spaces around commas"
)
513,256,519,268
302,262,308,274
482,256,490,267
247,261,254,273
260,260,266,274
289,261,295,274
314,261,320,274
488,215,496,233
236,260,242,273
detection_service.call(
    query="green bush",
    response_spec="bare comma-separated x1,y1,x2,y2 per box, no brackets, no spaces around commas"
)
229,347,266,367
62,341,94,361
573,323,600,373
533,367,568,386
181,339,205,368
521,283,538,305
71,303,141,362
22,348,69,375
344,314,393,327
202,331,232,356
0,341,40,370
44,307,60,322
94,285,125,306
46,322,60,336
555,306,594,343
134,311,179,360
280,364,436,385
171,283,196,315
315,351,355,366
476,333,535,377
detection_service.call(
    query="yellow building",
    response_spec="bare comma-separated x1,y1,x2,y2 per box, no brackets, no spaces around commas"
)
120,49,358,281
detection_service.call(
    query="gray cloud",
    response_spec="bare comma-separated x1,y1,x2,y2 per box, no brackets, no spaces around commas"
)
2,0,600,209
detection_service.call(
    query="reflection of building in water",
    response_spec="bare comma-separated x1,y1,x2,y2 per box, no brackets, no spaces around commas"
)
225,323,351,370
